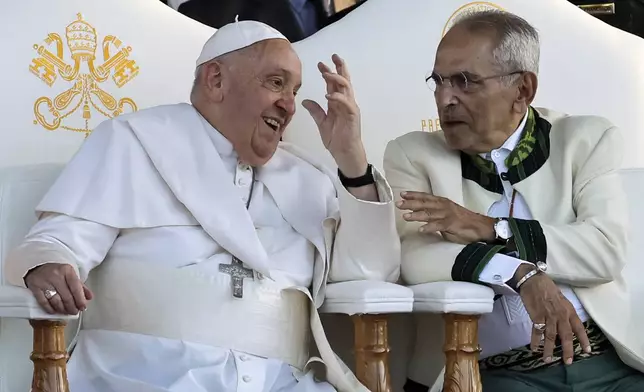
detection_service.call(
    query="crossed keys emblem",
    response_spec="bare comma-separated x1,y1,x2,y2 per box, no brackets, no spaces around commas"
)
29,13,139,136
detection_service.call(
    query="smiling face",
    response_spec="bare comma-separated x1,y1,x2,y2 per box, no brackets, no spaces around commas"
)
432,25,533,154
194,39,302,166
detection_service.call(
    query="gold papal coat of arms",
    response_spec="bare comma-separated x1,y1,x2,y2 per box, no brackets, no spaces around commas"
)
29,13,139,136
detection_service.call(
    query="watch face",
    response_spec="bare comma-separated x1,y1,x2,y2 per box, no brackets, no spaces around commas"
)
495,220,511,240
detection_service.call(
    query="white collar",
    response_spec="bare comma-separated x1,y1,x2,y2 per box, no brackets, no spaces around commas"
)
479,110,529,160
194,107,237,160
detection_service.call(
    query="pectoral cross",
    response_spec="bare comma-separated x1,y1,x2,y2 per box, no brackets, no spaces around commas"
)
219,257,254,298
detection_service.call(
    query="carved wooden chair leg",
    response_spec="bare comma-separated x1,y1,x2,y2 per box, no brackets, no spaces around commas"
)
442,314,482,392
352,314,392,392
30,320,70,392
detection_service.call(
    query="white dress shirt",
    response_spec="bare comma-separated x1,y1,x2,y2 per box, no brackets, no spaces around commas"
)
476,111,589,359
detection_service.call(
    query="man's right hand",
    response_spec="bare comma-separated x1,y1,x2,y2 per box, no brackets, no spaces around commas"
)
516,265,591,365
24,263,93,315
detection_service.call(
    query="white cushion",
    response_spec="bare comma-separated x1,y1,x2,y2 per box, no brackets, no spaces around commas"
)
321,281,414,315
410,282,494,315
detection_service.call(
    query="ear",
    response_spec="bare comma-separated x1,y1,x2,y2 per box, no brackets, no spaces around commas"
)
513,71,538,113
201,61,225,102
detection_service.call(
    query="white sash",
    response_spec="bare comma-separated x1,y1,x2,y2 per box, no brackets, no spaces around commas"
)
83,260,310,369
82,260,369,392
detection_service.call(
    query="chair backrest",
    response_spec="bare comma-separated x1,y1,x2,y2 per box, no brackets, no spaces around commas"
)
618,168,644,335
0,164,66,392
0,165,64,273
0,0,214,168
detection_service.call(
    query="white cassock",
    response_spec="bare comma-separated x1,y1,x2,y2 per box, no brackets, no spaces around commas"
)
5,103,400,392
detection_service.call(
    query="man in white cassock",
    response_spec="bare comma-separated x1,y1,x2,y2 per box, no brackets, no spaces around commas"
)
4,20,400,392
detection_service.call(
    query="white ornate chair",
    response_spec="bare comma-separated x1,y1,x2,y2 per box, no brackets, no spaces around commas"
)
1,1,644,392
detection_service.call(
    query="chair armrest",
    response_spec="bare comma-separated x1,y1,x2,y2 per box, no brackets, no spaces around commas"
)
410,281,494,314
321,281,411,391
320,280,414,315
0,285,78,320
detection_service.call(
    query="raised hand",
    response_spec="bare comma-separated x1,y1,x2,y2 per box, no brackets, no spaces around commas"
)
302,54,367,178
396,191,497,244
24,263,93,315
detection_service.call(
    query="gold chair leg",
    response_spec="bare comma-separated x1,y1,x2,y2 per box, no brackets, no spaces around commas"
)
30,320,69,392
352,314,392,392
443,314,482,392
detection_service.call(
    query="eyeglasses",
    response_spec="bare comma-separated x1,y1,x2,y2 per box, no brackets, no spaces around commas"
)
425,71,524,93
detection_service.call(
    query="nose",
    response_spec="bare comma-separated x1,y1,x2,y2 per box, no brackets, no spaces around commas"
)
276,91,297,116
434,84,459,110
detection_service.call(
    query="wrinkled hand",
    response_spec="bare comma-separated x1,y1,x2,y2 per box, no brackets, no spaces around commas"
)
302,54,367,177
24,263,93,315
517,265,591,364
396,191,496,244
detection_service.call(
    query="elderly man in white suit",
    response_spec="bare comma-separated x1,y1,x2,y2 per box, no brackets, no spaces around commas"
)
4,20,400,392
385,9,644,392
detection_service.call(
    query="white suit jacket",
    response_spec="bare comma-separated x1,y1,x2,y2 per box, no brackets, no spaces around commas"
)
383,107,643,384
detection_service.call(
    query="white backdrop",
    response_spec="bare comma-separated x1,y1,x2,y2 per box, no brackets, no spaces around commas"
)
1,1,644,391
0,0,213,168
0,0,643,172
286,0,644,171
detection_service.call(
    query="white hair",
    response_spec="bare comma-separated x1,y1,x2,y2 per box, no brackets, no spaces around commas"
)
452,9,540,76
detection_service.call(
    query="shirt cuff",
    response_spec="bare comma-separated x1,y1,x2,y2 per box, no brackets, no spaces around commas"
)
478,253,533,296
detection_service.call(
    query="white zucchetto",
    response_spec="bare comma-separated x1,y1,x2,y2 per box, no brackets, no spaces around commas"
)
195,18,289,67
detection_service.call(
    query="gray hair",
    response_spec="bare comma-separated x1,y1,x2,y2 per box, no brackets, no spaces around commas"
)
452,9,540,76
191,42,265,96
190,53,235,99
190,64,204,102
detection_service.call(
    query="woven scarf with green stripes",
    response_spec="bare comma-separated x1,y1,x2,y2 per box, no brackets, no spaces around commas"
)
470,107,538,173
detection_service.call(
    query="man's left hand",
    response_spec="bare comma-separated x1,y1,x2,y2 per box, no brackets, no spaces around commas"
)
397,191,497,244
302,54,367,178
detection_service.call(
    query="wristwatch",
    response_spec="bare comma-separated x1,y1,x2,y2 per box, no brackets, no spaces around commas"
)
493,218,512,243
338,164,375,188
